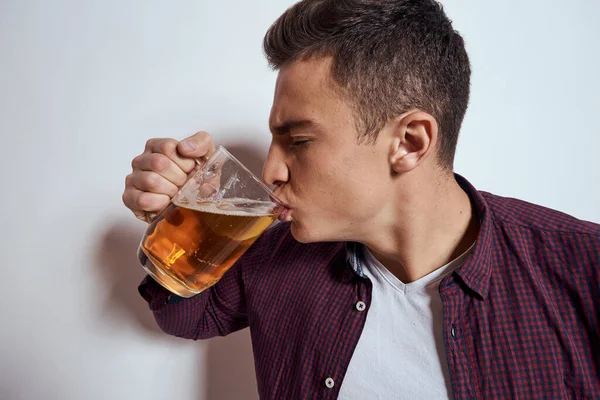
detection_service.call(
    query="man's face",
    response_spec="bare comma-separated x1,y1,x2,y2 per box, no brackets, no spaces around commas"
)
263,57,395,243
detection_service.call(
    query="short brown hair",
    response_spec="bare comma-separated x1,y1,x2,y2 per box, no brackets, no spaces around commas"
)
263,0,471,169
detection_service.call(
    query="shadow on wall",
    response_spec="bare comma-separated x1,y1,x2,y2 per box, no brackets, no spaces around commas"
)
222,141,268,179
95,221,166,337
204,330,259,400
96,142,266,399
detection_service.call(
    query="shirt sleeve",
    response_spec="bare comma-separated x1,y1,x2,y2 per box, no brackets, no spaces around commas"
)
137,222,287,340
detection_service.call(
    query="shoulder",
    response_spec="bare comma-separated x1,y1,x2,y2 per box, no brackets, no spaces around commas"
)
481,191,600,238
480,190,599,288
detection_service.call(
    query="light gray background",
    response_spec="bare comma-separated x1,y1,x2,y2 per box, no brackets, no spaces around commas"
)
1,1,598,399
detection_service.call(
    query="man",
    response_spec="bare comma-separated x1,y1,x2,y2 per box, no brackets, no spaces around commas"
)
122,0,600,398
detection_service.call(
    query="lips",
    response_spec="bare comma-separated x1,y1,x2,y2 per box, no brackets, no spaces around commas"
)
270,194,292,222
277,206,292,222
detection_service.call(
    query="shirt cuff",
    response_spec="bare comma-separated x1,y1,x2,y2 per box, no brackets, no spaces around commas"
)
138,275,173,310
139,275,200,312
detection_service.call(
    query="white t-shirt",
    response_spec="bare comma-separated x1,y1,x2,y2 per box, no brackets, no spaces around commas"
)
338,244,474,399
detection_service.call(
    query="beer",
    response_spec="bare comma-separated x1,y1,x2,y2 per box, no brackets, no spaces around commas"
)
138,198,277,296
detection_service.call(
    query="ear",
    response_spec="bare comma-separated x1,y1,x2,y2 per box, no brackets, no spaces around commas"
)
387,110,438,173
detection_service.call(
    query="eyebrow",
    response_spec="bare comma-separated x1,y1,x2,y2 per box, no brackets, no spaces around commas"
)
270,119,318,135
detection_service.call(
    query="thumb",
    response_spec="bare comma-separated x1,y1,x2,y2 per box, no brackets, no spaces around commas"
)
177,131,216,159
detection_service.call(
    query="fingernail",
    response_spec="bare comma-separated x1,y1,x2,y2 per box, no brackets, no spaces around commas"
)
180,140,196,152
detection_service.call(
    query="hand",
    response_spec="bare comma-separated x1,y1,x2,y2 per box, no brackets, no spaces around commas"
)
122,131,216,222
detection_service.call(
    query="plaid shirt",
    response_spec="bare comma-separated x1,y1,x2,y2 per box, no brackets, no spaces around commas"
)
139,175,600,399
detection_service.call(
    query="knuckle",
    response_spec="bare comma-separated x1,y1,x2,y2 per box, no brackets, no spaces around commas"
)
136,193,152,210
144,138,156,150
145,173,162,191
122,190,135,209
131,155,142,169
149,153,169,172
157,139,178,156
125,174,133,187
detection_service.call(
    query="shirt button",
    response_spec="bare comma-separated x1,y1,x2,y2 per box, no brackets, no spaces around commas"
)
325,377,335,389
356,301,366,312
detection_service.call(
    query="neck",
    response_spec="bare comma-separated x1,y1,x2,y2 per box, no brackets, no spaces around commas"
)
360,170,479,283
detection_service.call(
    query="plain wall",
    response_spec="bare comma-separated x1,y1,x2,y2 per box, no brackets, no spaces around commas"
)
0,1,598,399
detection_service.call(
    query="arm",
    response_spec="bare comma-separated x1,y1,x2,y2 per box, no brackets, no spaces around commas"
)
138,269,247,340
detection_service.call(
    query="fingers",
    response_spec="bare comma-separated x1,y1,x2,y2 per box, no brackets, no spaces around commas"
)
126,171,180,197
144,138,197,174
122,187,171,214
124,132,216,222
132,152,188,187
176,131,216,159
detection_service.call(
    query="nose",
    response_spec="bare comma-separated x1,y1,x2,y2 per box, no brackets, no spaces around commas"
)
262,142,289,187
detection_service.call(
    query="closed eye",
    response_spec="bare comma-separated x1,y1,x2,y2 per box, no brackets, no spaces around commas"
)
290,138,311,148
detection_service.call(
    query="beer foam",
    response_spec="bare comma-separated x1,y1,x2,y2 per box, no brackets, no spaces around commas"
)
173,198,277,217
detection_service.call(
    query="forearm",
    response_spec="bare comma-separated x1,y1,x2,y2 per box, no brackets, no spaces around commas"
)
138,275,248,340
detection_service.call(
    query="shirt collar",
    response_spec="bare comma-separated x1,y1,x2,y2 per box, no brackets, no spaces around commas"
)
345,242,366,278
452,173,494,299
345,173,493,299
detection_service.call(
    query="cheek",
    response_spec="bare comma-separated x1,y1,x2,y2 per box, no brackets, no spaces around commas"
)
328,159,386,216
293,149,383,217
293,153,332,193
312,164,369,215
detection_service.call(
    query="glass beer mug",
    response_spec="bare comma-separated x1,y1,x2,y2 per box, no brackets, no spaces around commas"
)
138,146,281,297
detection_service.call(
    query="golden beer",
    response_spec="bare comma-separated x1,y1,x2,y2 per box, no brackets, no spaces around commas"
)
139,198,276,296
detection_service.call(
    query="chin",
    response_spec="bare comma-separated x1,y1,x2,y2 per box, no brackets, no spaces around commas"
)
289,220,342,244
289,221,315,243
